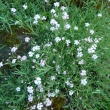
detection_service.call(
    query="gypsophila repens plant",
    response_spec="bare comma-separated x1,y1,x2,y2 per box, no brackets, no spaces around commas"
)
0,0,110,110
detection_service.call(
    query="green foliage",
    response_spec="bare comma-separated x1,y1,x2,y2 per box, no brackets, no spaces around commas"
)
0,0,110,110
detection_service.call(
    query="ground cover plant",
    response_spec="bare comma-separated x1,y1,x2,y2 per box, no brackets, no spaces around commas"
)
0,0,110,110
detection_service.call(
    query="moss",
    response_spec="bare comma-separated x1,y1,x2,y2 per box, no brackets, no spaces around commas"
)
0,26,28,46
65,0,108,11
0,26,31,73
51,97,66,110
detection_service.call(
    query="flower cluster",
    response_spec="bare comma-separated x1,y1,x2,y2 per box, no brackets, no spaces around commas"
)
80,70,87,86
27,86,34,102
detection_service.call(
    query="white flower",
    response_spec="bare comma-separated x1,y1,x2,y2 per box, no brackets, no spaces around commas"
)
21,80,24,83
16,87,20,92
94,38,99,43
56,65,60,71
85,23,90,27
53,49,57,52
5,102,9,104
27,86,34,94
77,52,83,58
38,85,44,92
32,66,35,68
0,62,3,68
90,30,94,35
23,4,27,9
50,27,55,31
53,60,56,64
54,2,60,7
62,12,69,20
65,80,70,86
69,90,74,96
12,59,16,64
28,94,33,102
50,27,58,31
66,39,70,46
34,77,41,85
33,20,38,24
11,47,18,53
55,23,60,28
55,89,59,94
92,54,98,60
36,54,40,58
98,13,102,17
81,78,87,85
91,44,97,49
11,8,16,13
74,40,80,45
50,19,57,25
54,13,58,17
40,60,45,66
47,92,55,97
28,51,34,57
32,45,40,51
32,59,36,63
44,0,48,2
55,37,61,43
62,37,65,40
21,56,27,61
77,47,82,51
69,83,74,88
34,14,40,20
74,26,78,30
63,71,67,75
80,70,86,76
44,98,52,107
30,105,36,110
37,102,43,110
15,21,19,25
85,36,93,42
61,6,66,11
50,76,55,80
88,48,95,54
42,16,46,20
51,9,56,13
88,44,97,54
25,37,30,42
17,55,21,59
64,23,71,30
78,59,84,65
37,85,44,92
44,42,52,47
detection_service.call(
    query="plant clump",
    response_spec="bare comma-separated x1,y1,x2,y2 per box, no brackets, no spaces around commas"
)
0,0,110,110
